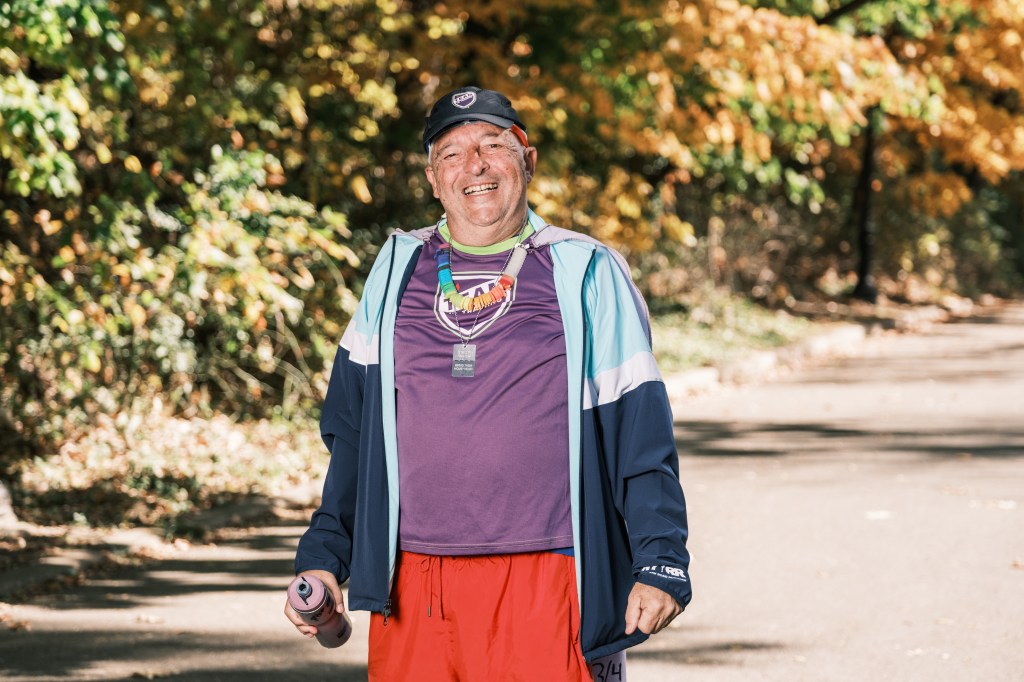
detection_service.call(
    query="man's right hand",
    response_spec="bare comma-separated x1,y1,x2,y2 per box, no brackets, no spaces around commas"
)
284,569,345,638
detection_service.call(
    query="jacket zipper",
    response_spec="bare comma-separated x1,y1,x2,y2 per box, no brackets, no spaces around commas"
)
376,238,424,628
576,248,596,635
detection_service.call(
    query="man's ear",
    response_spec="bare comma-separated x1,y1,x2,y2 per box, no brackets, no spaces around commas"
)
523,147,538,184
425,165,440,199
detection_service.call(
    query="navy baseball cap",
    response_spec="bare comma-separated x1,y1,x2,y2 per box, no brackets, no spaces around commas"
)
423,86,528,152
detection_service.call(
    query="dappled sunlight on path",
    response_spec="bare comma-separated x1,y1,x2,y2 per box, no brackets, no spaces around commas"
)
1,523,368,681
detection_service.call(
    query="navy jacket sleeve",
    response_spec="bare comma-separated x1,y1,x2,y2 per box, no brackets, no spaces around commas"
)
293,344,365,582
585,247,692,609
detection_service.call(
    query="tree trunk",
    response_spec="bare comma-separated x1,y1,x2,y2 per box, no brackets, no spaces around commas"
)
852,108,879,303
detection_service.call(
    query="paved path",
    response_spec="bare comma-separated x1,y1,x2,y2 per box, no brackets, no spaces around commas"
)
650,304,1024,681
2,305,1022,681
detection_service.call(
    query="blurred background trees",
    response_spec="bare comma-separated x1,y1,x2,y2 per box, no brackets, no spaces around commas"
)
2,0,1022,467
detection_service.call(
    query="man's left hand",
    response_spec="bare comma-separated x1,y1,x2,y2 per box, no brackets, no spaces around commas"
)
624,582,682,635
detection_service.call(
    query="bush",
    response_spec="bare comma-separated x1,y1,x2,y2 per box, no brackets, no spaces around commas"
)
1,147,358,453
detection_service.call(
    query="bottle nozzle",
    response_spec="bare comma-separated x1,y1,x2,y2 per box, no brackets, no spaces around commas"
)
296,577,312,604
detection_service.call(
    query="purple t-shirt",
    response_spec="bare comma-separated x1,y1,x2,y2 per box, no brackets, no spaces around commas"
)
393,232,573,555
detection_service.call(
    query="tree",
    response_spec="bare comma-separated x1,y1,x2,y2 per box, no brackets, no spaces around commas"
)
2,0,1022,457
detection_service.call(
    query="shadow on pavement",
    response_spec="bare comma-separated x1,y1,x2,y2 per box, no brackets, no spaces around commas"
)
0,628,365,680
35,522,306,612
677,421,1024,459
946,309,1024,325
793,357,1024,385
630,639,785,667
0,520,350,680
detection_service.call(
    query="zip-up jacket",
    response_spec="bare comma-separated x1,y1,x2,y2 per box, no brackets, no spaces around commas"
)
295,210,692,661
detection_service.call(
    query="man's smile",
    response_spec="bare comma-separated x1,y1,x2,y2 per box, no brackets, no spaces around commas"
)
463,182,498,196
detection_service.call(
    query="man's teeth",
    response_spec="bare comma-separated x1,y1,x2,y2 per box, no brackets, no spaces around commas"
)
464,183,498,196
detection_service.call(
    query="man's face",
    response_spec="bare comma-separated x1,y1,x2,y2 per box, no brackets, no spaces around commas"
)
425,122,537,245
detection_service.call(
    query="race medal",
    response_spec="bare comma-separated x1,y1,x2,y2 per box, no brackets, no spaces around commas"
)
452,344,476,377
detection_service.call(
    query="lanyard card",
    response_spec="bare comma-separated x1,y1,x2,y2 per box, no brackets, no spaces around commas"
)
452,343,476,378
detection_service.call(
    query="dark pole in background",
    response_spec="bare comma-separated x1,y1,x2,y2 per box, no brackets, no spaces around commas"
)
852,107,879,303
816,2,884,303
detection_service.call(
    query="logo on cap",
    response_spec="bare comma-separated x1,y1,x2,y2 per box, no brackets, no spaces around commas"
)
452,92,477,109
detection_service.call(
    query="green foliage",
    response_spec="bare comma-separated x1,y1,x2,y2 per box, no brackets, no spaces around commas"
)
169,147,360,414
0,0,130,198
0,71,83,197
0,0,127,75
1,147,357,451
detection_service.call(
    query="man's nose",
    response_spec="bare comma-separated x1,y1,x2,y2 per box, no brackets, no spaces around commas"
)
466,148,488,173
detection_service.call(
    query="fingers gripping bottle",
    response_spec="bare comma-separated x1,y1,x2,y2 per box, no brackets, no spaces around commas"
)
287,574,353,648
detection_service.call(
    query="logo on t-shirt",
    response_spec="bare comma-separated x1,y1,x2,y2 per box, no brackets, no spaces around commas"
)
434,270,517,340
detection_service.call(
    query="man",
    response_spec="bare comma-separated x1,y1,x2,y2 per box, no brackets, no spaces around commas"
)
285,86,692,680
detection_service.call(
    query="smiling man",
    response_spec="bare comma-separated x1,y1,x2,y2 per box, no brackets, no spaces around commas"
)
286,87,692,681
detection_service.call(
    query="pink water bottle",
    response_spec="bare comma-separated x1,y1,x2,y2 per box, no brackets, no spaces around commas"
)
287,574,353,648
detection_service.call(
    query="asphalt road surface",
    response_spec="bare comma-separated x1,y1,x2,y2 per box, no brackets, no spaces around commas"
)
2,305,1022,681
